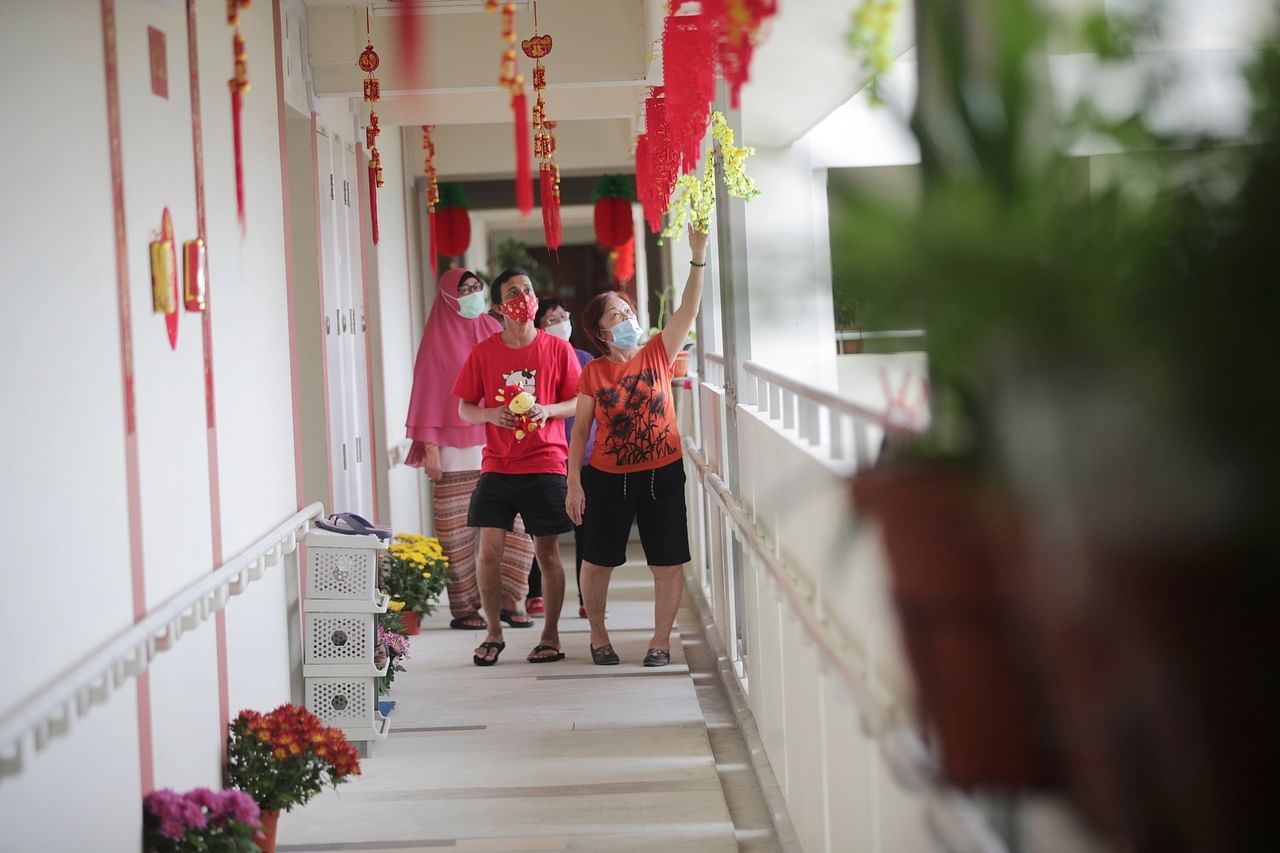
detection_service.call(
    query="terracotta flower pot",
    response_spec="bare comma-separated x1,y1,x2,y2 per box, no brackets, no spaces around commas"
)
399,611,421,635
672,350,689,378
851,462,1060,788
256,808,280,853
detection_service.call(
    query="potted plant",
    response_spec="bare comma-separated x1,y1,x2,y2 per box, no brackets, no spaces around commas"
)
844,0,1278,846
379,533,448,635
143,788,261,853
225,705,361,853
375,622,411,711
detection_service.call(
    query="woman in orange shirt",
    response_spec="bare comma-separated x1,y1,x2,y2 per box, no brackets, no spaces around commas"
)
566,226,709,666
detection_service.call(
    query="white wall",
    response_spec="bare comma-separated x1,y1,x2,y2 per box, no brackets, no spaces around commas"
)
0,0,304,844
0,4,140,847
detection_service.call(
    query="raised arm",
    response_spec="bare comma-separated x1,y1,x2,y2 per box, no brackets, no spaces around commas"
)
661,225,710,364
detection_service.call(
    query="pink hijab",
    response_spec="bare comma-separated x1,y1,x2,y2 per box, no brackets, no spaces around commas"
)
405,268,501,447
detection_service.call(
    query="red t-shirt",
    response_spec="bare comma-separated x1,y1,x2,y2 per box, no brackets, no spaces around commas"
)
451,331,582,475
577,335,683,474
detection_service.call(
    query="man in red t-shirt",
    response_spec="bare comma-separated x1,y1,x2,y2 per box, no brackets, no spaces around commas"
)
452,268,582,666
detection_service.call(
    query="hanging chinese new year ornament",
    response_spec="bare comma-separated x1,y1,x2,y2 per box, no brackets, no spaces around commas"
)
422,125,440,278
489,1,532,215
524,13,561,254
150,208,180,349
591,175,634,249
434,183,472,258
359,22,382,244
662,10,717,175
227,0,252,233
702,0,779,107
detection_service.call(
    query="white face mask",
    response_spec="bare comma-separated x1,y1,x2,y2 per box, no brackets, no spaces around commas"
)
454,291,487,319
545,319,572,341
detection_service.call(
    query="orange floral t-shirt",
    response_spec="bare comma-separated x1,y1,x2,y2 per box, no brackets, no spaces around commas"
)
577,335,683,474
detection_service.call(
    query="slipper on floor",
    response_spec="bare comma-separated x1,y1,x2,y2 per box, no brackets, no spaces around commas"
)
590,644,620,666
500,609,534,628
473,641,506,667
527,644,565,663
449,616,487,630
642,648,671,668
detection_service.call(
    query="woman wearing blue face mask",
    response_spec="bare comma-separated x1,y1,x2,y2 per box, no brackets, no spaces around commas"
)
566,225,710,666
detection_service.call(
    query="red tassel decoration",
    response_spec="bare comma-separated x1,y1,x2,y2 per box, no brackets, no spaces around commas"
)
540,165,562,256
512,91,533,216
703,0,778,108
229,32,249,233
427,207,438,280
368,164,380,245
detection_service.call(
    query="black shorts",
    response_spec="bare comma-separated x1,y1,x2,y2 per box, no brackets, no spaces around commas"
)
468,472,573,537
580,459,691,568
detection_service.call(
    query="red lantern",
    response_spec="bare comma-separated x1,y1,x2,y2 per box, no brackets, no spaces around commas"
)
434,183,472,257
612,237,635,284
592,175,634,248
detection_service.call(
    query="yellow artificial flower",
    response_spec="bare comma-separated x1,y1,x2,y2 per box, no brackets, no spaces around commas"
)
387,599,405,612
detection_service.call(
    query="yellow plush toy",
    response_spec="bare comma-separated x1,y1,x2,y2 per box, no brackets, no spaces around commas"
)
494,383,541,440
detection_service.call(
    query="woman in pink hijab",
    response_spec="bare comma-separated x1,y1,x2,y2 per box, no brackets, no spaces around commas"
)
406,269,536,630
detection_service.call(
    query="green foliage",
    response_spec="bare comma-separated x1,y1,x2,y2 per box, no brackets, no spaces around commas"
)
491,237,553,292
436,182,469,210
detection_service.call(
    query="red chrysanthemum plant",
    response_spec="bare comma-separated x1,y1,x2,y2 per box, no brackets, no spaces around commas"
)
226,704,361,814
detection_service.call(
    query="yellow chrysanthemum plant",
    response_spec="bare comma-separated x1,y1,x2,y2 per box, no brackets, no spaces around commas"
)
379,533,449,614
661,111,760,243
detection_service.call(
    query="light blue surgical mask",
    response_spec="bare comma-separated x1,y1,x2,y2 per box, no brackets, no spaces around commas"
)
455,291,487,319
607,316,643,350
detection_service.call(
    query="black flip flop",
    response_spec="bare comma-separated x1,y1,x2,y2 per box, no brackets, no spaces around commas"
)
527,644,566,663
500,609,534,628
449,616,487,630
473,641,506,667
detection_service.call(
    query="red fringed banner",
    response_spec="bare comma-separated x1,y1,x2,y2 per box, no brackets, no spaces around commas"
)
639,89,678,235
512,90,533,216
663,12,717,175
703,0,778,108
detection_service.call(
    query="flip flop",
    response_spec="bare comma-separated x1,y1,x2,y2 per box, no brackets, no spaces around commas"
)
500,609,534,628
527,644,565,663
314,513,391,540
473,641,506,667
449,616,487,630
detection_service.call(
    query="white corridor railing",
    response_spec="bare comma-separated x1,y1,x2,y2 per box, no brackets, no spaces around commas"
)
0,502,325,781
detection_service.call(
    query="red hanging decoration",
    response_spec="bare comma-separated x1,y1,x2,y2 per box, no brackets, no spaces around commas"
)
638,90,677,234
526,5,560,253
702,0,778,108
368,161,380,245
435,183,472,257
359,14,382,245
612,237,636,285
512,90,533,215
227,2,251,234
662,11,716,175
592,175,634,248
491,2,532,216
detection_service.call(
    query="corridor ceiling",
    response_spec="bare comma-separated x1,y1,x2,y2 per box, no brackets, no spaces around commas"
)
299,0,896,179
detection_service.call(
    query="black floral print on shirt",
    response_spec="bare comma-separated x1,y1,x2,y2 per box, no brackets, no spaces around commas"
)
595,367,676,467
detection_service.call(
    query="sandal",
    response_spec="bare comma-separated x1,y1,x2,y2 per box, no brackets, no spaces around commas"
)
527,644,565,663
642,648,671,668
590,644,620,666
314,512,391,540
526,597,545,616
449,615,487,630
473,641,506,667
500,609,534,628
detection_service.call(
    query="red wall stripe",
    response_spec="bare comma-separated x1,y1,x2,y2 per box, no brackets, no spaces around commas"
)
100,0,154,794
185,0,231,750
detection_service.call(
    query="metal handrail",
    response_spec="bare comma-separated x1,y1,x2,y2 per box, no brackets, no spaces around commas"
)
684,441,1007,853
0,502,325,781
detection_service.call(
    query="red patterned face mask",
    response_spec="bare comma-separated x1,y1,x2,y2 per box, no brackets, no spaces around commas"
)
497,291,539,324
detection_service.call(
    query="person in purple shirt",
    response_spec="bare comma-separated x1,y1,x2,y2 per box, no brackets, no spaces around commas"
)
527,298,597,618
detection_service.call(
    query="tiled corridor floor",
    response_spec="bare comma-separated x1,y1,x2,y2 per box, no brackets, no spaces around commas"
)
277,544,782,852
